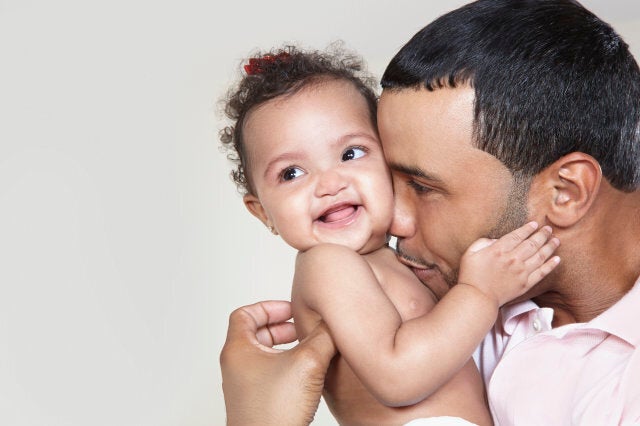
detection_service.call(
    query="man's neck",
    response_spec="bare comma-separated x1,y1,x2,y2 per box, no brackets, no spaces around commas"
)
533,279,635,327
534,189,640,327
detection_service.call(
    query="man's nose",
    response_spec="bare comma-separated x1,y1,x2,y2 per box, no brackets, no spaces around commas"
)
389,194,416,238
315,168,348,197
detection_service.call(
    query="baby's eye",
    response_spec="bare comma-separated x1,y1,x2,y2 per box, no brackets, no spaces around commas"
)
281,167,305,181
342,146,367,162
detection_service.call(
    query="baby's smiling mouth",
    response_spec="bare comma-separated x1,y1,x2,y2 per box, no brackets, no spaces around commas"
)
318,203,360,223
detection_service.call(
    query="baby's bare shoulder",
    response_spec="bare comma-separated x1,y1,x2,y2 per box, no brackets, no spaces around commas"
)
364,246,416,280
296,243,368,270
293,244,379,308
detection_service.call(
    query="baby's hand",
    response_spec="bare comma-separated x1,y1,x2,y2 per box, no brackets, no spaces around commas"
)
458,222,560,307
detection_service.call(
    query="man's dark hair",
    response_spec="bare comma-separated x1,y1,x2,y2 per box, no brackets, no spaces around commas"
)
381,0,640,191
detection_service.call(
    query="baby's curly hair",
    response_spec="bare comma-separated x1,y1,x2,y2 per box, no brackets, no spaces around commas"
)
219,43,379,195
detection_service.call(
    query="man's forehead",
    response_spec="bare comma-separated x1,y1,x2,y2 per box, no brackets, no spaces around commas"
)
378,86,476,151
376,85,513,190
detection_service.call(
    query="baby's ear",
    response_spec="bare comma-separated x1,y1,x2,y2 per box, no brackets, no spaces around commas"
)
243,194,270,226
529,152,602,228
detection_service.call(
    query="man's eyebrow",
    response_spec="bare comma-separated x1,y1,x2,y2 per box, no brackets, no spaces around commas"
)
387,162,445,185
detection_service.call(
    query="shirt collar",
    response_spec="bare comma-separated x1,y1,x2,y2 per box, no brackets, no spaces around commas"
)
501,299,539,336
499,276,640,347
588,276,640,347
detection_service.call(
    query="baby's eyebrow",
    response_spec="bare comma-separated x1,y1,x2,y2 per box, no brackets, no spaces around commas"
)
263,151,304,179
336,132,380,146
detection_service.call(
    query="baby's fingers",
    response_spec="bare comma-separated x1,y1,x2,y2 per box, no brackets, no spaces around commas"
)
523,233,560,287
513,225,556,260
494,221,540,251
527,255,561,287
523,233,560,268
466,238,496,253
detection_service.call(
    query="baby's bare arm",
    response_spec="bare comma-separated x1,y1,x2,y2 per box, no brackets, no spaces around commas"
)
293,224,559,407
293,244,409,403
390,223,561,399
296,244,483,407
295,244,473,407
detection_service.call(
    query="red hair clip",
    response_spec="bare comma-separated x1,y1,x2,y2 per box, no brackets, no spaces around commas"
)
244,52,291,75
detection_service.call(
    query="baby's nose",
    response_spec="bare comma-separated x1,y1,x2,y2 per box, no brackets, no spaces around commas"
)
315,169,348,197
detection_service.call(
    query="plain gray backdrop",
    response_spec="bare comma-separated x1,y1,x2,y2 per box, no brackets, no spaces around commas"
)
0,1,638,424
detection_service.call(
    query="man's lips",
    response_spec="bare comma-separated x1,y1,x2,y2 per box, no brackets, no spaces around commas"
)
395,249,438,277
409,266,439,283
395,250,447,298
394,247,430,270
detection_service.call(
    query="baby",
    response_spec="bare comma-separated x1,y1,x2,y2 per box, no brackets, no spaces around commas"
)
220,45,559,425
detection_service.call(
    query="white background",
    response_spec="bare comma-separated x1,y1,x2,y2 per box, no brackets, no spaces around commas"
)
1,1,639,425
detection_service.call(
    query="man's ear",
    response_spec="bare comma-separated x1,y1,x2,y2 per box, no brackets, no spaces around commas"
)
530,152,602,228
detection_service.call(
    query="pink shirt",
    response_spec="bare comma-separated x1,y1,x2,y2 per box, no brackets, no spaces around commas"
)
474,277,640,425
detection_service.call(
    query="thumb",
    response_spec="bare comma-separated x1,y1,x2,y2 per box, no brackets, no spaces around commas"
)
289,322,337,425
294,321,336,373
466,238,497,253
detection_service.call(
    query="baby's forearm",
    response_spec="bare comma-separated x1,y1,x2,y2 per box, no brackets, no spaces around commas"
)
402,282,499,365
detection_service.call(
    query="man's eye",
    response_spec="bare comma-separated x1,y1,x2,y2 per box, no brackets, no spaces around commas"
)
281,167,305,181
408,180,431,194
342,147,366,161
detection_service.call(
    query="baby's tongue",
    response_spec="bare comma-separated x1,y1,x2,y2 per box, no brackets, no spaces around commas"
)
323,205,356,223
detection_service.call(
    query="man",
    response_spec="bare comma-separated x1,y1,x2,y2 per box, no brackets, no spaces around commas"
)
220,0,640,424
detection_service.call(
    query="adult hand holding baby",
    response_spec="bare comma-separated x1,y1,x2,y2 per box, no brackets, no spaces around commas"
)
220,300,336,426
